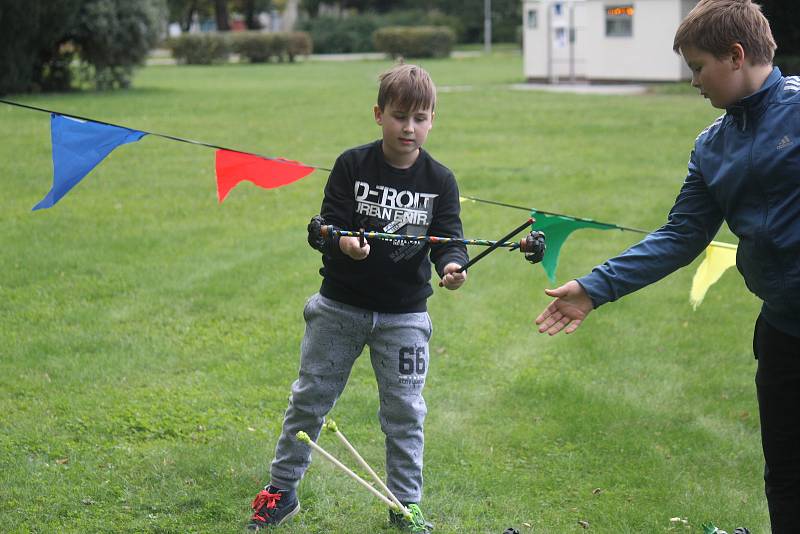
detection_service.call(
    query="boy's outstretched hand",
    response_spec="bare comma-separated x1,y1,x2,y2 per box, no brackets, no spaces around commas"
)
339,236,370,260
535,280,593,335
439,263,467,290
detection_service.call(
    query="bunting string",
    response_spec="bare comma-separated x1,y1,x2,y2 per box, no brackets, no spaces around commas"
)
459,194,649,233
459,195,739,308
1,98,331,171
460,195,642,282
1,98,325,208
2,99,739,308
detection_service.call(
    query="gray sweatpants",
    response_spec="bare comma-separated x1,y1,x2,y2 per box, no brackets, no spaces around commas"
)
270,293,432,503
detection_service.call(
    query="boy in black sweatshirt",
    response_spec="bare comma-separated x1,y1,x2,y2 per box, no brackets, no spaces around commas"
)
248,64,468,532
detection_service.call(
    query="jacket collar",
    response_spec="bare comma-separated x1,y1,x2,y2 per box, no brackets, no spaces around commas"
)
726,67,782,130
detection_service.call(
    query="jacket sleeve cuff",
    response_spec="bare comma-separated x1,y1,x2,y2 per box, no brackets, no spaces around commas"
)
575,273,613,309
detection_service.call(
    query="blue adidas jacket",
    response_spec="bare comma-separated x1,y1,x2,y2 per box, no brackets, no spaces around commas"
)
578,68,800,337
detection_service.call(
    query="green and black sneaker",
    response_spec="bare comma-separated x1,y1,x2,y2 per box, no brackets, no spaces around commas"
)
389,503,434,533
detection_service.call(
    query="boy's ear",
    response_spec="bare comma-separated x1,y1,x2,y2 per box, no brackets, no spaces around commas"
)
374,105,383,125
731,42,746,69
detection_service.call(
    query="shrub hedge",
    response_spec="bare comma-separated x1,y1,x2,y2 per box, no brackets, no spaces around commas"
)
230,32,312,63
372,26,455,59
297,9,462,54
297,14,378,54
775,55,800,76
167,34,231,65
168,32,312,65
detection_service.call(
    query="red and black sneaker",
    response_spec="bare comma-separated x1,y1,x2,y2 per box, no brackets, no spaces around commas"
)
246,485,300,531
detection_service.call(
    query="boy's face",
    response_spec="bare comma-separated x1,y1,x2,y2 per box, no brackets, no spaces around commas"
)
374,101,434,168
682,45,746,109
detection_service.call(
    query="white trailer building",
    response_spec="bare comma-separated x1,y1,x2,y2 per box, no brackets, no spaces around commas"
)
523,0,699,83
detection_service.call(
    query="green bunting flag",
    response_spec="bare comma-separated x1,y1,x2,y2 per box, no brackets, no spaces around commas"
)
530,210,617,283
461,195,739,307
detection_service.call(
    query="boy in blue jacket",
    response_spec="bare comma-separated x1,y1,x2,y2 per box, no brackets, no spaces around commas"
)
535,0,799,531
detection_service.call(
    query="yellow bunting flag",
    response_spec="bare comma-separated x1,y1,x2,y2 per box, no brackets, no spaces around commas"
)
690,241,738,309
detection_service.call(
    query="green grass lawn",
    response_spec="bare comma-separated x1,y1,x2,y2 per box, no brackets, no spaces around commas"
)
0,50,766,533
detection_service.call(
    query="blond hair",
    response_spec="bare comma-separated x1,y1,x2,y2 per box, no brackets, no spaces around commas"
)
673,0,776,65
377,64,436,112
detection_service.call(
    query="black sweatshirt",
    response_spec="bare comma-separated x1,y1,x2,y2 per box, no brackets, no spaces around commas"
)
319,140,469,313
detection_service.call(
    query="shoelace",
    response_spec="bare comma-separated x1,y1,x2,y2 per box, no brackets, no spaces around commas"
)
251,490,282,522
407,504,428,533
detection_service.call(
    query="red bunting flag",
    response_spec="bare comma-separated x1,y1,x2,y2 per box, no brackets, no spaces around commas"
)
215,149,316,203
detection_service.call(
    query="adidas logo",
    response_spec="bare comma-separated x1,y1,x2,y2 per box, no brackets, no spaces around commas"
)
777,135,793,150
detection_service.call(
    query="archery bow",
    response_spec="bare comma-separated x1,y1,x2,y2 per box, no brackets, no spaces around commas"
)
308,215,546,268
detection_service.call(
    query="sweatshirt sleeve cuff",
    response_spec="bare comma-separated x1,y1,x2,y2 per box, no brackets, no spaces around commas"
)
324,235,347,260
434,249,469,277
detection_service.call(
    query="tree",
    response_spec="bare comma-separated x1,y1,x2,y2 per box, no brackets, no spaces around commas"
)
0,1,81,94
241,0,260,29
760,0,800,56
280,0,300,30
0,0,164,94
232,0,274,30
300,0,403,16
213,0,230,30
296,0,521,44
436,0,520,43
167,0,205,32
73,0,165,89
300,0,322,17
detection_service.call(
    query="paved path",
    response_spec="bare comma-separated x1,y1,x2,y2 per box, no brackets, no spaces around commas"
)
438,83,648,95
510,82,648,95
146,49,483,66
